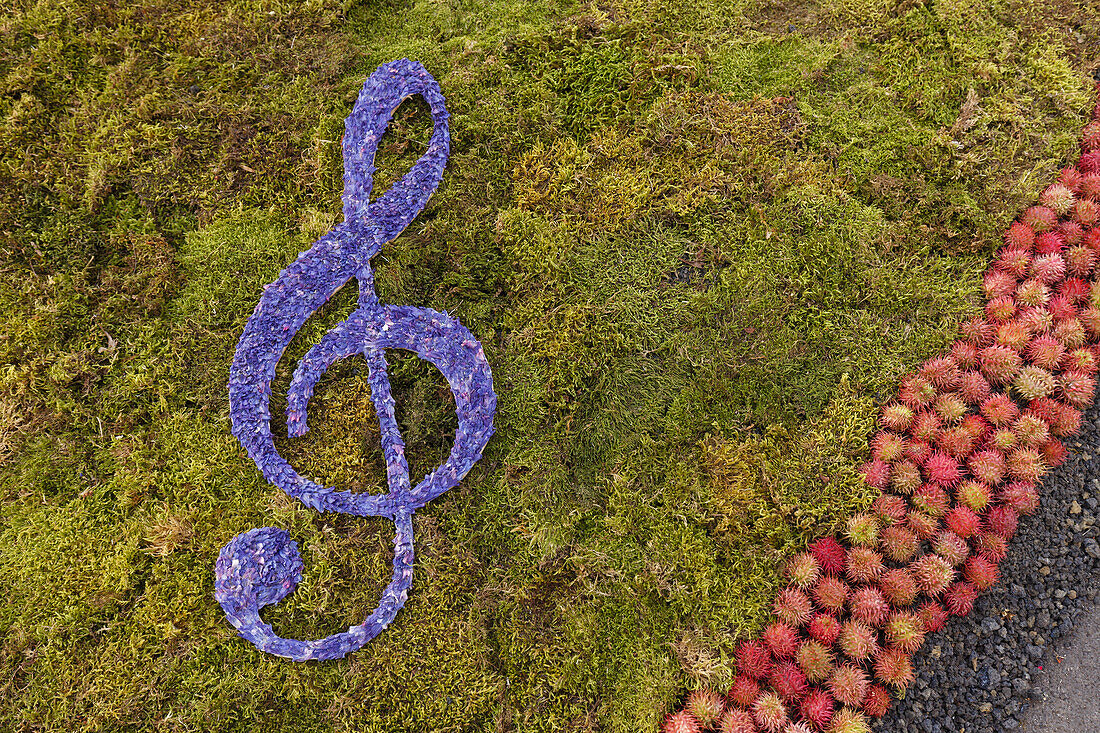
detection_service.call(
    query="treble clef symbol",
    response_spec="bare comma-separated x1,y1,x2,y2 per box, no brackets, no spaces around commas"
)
214,59,496,661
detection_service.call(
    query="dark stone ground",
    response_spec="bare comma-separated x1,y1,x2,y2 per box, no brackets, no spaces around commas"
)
876,402,1100,732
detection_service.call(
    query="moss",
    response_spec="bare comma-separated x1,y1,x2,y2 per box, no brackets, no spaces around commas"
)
2,0,1099,730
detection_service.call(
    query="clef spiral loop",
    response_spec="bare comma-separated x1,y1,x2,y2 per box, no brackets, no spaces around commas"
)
215,59,496,661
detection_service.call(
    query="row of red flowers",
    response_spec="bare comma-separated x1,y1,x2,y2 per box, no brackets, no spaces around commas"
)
663,86,1100,733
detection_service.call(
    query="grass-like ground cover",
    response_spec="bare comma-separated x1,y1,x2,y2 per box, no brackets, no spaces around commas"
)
0,0,1097,730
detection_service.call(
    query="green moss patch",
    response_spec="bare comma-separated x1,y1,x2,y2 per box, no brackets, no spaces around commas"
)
1,0,1098,730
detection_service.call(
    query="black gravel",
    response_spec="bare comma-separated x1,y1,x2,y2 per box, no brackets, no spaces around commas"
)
876,401,1100,733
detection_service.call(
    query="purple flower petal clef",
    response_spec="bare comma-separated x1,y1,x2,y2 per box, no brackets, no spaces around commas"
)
215,59,496,661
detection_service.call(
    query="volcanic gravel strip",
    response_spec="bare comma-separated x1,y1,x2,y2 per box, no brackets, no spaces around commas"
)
875,400,1100,733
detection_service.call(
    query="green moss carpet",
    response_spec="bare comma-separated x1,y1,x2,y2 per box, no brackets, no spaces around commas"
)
1,0,1097,730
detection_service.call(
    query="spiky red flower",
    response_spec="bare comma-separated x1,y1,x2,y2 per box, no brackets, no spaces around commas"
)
1030,252,1066,283
913,482,950,517
1013,412,1051,447
870,432,906,463
1084,120,1100,150
1022,205,1058,232
1060,370,1097,409
828,665,869,707
737,640,773,680
979,346,1023,384
1061,275,1092,303
844,548,883,584
906,510,939,539
883,612,926,654
770,661,809,702
1005,220,1035,249
1040,183,1076,214
728,675,761,709
664,710,702,733
850,586,890,627
917,601,949,632
957,480,992,513
796,640,834,683
898,375,936,409
791,716,827,733
945,506,981,538
944,581,979,616
845,513,880,547
921,356,960,390
1049,294,1079,320
775,588,814,628
1016,279,1051,309
880,403,914,432
1041,438,1068,467
991,427,1018,451
800,689,835,731
880,525,918,563
809,537,846,576
1027,335,1066,369
1008,447,1046,483
718,708,756,733
1082,172,1100,199
1080,307,1100,337
1061,219,1085,245
910,410,941,442
874,648,915,689
967,449,1005,485
923,452,961,486
911,554,955,596
984,269,1018,300
873,494,908,525
1018,307,1054,335
981,393,1020,426
951,340,979,368
808,613,841,647
1014,365,1057,401
961,414,991,443
763,623,801,660
963,555,1000,591
752,692,789,733
934,393,967,424
974,531,1009,562
1063,347,1099,374
1060,166,1083,192
838,621,878,663
1003,319,1034,349
879,568,919,607
858,460,890,489
785,552,821,589
1081,150,1100,174
812,576,850,614
961,317,994,345
957,370,991,404
1066,245,1097,277
687,688,726,726
1000,481,1039,514
1075,197,1100,226
933,531,970,566
861,685,891,719
937,422,972,457
905,439,932,462
1054,317,1087,348
985,505,1019,539
828,708,871,733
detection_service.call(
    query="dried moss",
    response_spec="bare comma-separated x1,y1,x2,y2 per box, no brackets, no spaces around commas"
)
2,0,1099,731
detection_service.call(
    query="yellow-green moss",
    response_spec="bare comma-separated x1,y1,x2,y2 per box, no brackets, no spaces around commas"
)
2,0,1099,731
